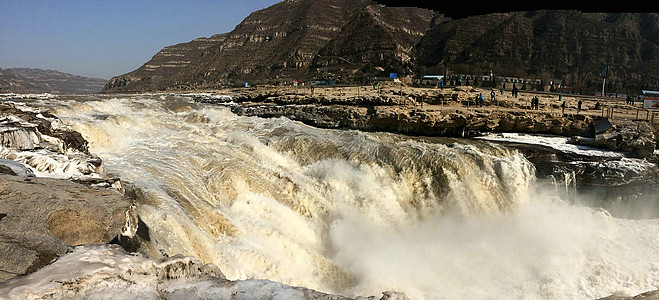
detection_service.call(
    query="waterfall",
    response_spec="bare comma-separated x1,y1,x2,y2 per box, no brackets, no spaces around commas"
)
18,94,658,300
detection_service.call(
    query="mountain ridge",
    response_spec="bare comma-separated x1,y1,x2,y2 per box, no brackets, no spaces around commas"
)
0,68,106,94
103,0,659,93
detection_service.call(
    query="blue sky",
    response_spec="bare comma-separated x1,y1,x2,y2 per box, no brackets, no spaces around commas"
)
0,0,280,79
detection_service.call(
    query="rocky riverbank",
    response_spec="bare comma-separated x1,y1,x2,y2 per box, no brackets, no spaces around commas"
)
188,85,659,160
0,175,134,282
0,100,135,282
186,85,659,196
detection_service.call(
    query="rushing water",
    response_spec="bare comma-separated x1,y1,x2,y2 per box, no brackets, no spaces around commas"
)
10,95,659,299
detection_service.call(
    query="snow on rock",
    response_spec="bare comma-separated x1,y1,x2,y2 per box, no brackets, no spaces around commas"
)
0,244,402,300
476,132,625,158
0,101,116,184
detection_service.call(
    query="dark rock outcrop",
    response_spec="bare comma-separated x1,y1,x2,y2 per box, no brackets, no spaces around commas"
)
229,102,656,158
599,289,659,300
571,118,656,158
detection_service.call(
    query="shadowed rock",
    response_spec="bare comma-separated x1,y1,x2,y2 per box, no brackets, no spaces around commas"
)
0,175,132,282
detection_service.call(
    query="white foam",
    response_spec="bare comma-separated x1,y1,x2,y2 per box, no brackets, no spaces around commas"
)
329,197,659,299
0,93,56,100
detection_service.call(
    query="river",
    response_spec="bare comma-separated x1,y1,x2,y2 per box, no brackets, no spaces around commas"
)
5,94,659,299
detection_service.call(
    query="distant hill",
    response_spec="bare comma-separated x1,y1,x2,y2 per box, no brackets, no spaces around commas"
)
103,0,659,93
0,68,106,94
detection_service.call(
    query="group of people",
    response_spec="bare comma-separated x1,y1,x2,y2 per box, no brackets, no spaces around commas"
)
530,96,540,110
476,93,484,107
511,83,519,98
626,95,635,105
594,101,602,110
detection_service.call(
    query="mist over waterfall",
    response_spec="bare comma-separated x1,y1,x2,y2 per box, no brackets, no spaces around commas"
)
28,95,659,299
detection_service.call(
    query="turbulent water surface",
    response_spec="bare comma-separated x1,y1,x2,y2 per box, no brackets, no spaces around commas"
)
9,95,659,299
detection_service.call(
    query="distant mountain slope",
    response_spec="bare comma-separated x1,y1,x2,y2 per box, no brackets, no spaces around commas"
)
0,68,106,94
415,11,659,92
103,0,659,93
104,0,437,92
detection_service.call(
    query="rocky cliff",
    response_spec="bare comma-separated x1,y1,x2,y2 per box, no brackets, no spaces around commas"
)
0,68,106,94
415,12,659,92
103,0,658,93
0,101,133,282
105,0,439,92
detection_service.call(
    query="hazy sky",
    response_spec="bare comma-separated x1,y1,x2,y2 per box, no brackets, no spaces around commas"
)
0,0,280,79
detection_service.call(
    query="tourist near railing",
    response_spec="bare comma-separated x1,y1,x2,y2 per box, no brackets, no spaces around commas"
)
434,89,659,124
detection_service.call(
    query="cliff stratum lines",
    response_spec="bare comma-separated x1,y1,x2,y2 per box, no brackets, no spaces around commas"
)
103,0,659,92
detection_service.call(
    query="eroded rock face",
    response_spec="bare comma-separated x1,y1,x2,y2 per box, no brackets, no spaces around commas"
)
213,89,657,159
0,101,117,183
572,119,657,158
103,0,440,92
0,101,133,283
0,175,132,282
599,289,659,300
230,103,658,158
0,101,88,154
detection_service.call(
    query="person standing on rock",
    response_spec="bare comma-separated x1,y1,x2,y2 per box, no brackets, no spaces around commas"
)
479,93,484,107
561,100,566,114
512,83,518,98
490,89,496,101
577,100,583,114
535,96,540,110
534,96,538,110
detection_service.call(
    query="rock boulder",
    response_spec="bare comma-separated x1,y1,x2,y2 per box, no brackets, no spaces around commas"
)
0,175,133,282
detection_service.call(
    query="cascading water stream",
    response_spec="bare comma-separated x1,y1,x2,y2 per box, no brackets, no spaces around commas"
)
16,95,659,299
